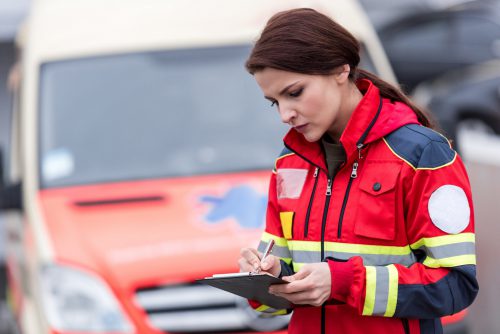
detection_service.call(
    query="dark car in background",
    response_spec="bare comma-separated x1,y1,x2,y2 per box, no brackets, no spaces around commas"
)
377,0,500,93
361,0,500,155
412,60,500,150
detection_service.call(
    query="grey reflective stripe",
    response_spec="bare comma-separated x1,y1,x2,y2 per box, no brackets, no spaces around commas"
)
289,250,322,264
373,267,390,316
258,241,292,259
416,242,475,259
291,250,416,267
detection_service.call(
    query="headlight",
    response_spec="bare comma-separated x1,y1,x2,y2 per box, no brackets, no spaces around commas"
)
39,263,134,333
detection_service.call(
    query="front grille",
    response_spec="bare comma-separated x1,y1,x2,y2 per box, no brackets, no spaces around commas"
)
135,283,290,333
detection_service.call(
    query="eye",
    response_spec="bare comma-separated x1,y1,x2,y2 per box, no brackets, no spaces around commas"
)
270,100,278,107
289,88,303,98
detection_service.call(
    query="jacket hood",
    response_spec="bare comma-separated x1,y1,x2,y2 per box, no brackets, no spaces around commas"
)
283,79,419,169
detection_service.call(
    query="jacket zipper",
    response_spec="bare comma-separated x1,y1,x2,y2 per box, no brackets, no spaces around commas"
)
320,177,333,260
296,97,382,334
402,319,410,334
304,167,319,238
337,159,359,239
336,95,380,239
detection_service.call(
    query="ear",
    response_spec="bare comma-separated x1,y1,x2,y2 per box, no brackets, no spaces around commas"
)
335,64,350,84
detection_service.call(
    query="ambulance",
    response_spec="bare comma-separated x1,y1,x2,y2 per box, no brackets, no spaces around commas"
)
0,0,466,333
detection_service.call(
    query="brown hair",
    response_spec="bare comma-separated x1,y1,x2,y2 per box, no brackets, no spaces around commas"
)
246,8,435,128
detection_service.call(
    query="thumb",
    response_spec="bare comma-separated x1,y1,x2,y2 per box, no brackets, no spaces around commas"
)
260,258,271,271
260,254,277,271
283,266,311,282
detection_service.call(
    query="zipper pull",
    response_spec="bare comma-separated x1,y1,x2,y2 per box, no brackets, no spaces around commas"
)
357,143,364,160
351,162,359,179
313,167,319,178
326,178,332,196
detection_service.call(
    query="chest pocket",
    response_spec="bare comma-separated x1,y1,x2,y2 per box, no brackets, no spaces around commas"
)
354,162,402,240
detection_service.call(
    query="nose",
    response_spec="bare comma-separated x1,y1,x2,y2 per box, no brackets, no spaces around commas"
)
279,106,297,125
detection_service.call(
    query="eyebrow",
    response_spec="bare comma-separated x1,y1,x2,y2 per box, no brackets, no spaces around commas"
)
264,80,301,101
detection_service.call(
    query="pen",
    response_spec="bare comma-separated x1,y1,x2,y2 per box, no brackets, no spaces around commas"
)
256,239,275,273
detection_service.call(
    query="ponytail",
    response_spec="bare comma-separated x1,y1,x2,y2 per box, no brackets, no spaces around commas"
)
354,69,437,129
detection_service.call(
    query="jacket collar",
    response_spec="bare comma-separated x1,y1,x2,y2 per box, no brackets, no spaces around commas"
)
283,79,419,170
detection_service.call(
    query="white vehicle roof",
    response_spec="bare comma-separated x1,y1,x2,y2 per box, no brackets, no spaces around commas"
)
22,0,394,80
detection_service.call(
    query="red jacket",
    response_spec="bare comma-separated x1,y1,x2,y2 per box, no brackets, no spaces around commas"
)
254,80,478,334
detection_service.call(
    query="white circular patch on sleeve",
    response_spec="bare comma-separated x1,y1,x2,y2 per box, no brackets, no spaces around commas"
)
428,185,470,234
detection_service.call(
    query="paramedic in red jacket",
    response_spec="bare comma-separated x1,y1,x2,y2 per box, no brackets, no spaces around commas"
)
238,8,478,334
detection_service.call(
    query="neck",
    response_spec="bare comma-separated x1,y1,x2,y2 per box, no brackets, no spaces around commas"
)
327,81,363,141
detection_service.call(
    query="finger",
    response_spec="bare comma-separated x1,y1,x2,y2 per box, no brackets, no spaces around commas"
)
269,278,313,295
240,248,261,270
237,257,254,272
270,285,329,307
260,254,277,271
269,289,320,306
282,266,312,283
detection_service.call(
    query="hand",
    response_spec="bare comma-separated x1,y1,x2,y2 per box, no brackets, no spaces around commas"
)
269,263,331,307
238,247,281,277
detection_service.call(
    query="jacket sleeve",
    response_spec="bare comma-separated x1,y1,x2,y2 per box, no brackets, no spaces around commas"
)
329,140,478,318
249,170,295,315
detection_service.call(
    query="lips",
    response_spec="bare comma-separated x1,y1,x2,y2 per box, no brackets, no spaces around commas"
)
294,124,308,133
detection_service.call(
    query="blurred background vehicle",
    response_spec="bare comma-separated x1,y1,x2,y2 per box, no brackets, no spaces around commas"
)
412,60,500,151
361,0,500,151
0,0,395,333
0,1,30,333
376,0,500,93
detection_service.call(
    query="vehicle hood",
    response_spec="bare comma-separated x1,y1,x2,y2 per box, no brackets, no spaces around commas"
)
37,171,269,291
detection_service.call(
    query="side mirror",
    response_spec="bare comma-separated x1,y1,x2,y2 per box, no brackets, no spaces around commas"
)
0,148,22,211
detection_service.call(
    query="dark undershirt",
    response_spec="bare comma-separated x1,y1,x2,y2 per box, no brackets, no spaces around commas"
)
321,135,346,179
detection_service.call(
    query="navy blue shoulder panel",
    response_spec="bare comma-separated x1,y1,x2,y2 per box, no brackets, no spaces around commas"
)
278,146,293,158
385,124,456,169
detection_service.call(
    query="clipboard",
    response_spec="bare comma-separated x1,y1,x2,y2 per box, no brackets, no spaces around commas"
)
197,272,292,309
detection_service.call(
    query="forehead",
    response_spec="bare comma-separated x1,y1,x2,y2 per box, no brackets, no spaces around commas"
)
254,68,309,92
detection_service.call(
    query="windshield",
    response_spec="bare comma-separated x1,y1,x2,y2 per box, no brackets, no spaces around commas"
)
39,45,288,188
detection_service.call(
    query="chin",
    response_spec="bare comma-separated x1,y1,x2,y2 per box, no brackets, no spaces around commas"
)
302,132,322,143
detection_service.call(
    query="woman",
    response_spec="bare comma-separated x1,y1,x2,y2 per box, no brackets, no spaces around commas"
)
238,8,478,334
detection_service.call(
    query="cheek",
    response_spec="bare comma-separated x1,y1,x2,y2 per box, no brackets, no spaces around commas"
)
301,93,326,118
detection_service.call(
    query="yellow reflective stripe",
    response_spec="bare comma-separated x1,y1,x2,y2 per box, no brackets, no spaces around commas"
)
290,240,416,267
289,240,411,255
362,266,377,316
384,265,398,317
423,254,476,268
261,231,288,248
287,240,320,251
411,233,475,249
255,304,288,315
256,305,269,312
293,262,306,271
